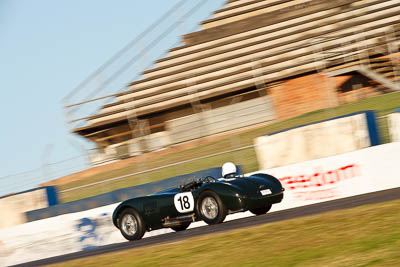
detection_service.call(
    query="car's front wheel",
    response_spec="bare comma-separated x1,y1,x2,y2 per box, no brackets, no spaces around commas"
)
197,191,227,225
119,208,146,241
249,204,272,216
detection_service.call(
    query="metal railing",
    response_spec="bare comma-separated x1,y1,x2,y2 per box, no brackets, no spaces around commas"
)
60,145,255,194
0,155,89,196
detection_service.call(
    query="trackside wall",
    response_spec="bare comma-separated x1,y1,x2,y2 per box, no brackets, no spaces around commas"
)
0,187,58,229
388,108,400,142
254,111,379,169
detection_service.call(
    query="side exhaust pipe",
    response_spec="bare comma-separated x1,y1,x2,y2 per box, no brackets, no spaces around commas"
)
162,213,195,227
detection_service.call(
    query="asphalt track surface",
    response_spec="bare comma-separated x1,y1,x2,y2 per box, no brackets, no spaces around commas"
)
16,187,400,267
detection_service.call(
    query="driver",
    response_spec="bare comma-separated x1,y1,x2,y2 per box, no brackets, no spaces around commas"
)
222,162,237,178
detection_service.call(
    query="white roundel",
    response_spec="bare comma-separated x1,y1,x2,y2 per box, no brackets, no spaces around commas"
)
174,192,195,213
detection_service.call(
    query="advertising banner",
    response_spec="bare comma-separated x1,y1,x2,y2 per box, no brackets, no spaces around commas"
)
261,142,400,211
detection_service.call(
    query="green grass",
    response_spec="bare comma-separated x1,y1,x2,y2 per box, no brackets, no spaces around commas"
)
59,92,400,203
51,198,400,267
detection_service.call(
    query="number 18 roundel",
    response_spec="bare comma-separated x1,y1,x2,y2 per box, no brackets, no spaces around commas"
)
174,192,195,213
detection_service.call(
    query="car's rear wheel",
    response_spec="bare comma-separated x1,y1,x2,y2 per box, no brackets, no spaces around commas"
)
171,222,191,232
249,204,272,216
197,191,227,225
119,208,146,241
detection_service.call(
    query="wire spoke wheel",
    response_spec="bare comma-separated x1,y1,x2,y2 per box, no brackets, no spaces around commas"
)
118,208,146,241
197,191,227,225
201,196,219,220
121,214,138,236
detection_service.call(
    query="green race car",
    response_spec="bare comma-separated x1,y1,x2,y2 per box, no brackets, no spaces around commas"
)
112,165,284,241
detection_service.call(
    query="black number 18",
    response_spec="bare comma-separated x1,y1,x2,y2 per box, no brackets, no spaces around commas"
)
178,195,190,210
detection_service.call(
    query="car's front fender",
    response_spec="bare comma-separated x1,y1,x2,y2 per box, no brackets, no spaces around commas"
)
112,198,146,228
200,183,246,212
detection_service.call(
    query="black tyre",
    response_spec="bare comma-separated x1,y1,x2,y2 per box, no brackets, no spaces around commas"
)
197,191,227,225
171,222,191,232
249,204,272,216
119,208,146,241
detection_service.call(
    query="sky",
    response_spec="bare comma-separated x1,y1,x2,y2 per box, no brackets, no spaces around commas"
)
0,0,224,195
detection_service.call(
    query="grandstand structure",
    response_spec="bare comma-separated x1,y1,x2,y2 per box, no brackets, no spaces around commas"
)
65,0,400,164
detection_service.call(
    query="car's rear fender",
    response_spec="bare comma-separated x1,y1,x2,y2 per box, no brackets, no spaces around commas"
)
249,173,283,193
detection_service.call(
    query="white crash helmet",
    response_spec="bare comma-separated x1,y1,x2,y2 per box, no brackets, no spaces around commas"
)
222,162,237,178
